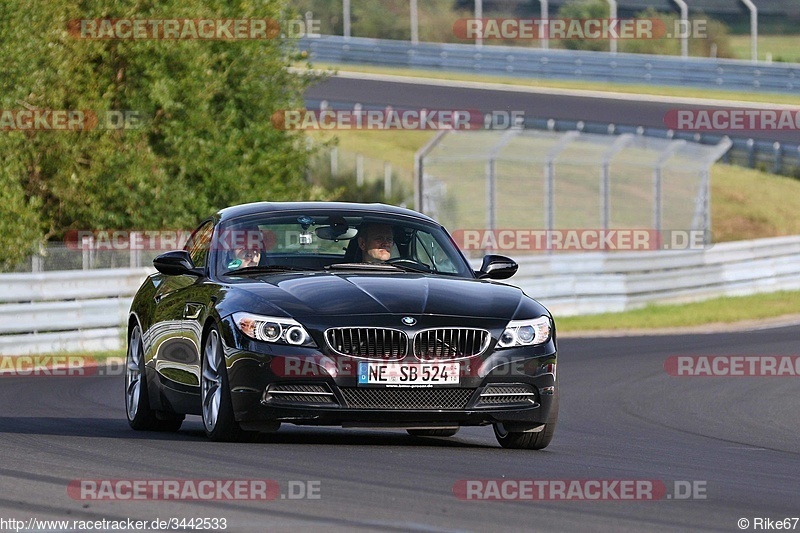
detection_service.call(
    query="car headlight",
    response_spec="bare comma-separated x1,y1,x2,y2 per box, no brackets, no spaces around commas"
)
497,316,551,348
232,312,316,347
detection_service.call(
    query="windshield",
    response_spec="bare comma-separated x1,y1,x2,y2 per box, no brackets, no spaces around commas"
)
212,212,473,278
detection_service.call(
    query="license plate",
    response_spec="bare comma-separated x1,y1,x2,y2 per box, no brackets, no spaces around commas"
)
358,362,460,386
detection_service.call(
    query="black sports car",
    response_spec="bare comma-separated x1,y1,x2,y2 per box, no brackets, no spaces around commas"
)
126,202,558,448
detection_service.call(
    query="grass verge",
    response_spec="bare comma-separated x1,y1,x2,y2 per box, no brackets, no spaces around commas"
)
85,350,126,361
309,129,800,243
729,35,800,64
556,290,800,332
308,62,800,106
712,165,800,241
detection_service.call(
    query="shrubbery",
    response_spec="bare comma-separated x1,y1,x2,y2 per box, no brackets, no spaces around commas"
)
0,0,319,267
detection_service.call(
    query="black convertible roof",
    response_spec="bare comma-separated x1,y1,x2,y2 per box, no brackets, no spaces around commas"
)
216,201,437,224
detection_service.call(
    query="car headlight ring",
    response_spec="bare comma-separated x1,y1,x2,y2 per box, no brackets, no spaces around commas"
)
232,312,316,347
497,316,551,348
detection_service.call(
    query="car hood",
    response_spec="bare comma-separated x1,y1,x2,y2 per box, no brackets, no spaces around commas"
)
229,272,528,319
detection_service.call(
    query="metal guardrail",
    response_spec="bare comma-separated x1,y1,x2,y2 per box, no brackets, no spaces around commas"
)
299,35,800,94
503,235,800,316
0,268,152,355
2,237,800,354
0,268,152,302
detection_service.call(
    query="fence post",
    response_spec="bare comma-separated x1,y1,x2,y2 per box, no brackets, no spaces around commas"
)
653,140,686,236
543,131,579,248
773,142,782,174
356,154,364,186
475,0,483,48
414,130,448,212
331,146,339,176
485,158,496,237
741,0,759,63
384,162,392,198
31,243,44,273
607,0,618,54
485,128,523,245
695,137,733,241
746,138,755,168
343,0,351,40
540,0,549,50
82,236,94,270
130,231,141,269
672,0,689,58
410,0,419,45
600,134,634,231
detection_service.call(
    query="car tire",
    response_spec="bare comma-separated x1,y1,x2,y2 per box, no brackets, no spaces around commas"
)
201,326,258,442
125,325,183,432
407,429,459,437
493,387,558,450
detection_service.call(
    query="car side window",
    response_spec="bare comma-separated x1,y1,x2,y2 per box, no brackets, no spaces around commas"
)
413,231,458,273
185,221,214,269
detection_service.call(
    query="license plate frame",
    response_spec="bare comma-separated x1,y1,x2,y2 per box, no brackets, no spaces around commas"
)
357,361,460,387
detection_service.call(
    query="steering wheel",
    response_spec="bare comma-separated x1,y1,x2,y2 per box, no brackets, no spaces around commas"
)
385,257,432,272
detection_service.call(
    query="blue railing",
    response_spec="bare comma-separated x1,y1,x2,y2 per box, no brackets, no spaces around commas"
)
299,35,800,94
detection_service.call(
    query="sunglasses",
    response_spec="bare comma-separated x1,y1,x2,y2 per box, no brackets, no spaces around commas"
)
235,248,261,258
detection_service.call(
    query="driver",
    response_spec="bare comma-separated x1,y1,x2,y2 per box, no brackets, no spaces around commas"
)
221,224,264,270
358,223,394,263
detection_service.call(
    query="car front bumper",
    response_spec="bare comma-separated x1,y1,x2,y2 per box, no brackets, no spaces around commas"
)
225,350,557,432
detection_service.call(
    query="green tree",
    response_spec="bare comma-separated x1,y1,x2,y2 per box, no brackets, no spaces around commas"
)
556,0,610,52
0,0,319,267
307,155,411,206
294,0,472,43
0,170,42,271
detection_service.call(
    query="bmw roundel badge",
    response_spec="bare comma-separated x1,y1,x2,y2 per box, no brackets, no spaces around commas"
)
402,317,417,326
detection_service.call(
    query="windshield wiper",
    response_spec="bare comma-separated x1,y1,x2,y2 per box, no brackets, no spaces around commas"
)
222,265,313,276
326,263,402,272
326,261,432,273
383,259,432,273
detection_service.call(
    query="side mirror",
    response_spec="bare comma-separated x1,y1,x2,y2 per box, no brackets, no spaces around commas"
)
153,250,202,276
477,254,518,280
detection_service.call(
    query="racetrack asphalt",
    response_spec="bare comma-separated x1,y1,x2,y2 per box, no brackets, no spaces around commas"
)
0,324,797,532
304,74,800,145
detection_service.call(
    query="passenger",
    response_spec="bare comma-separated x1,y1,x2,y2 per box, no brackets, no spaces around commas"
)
229,245,261,270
